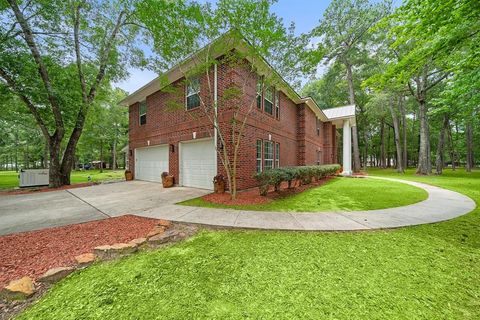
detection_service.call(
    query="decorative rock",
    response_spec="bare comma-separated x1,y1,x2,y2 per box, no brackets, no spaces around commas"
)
148,229,180,247
129,237,147,247
146,226,165,239
38,266,75,283
75,253,96,267
1,277,35,300
94,242,137,260
157,219,172,228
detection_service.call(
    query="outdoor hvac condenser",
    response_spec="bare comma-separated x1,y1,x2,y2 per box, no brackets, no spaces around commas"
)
19,169,49,188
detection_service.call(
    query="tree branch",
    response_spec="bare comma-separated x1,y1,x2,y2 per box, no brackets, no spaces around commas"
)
72,3,88,104
87,10,126,103
0,67,51,141
7,0,64,137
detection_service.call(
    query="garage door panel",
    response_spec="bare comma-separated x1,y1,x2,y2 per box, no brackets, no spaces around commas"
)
135,146,169,182
180,139,216,190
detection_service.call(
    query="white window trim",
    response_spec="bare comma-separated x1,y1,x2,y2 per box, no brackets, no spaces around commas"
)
139,100,147,125
264,140,274,170
256,139,263,173
275,142,280,168
186,77,201,110
264,86,274,115
275,90,280,119
256,77,263,109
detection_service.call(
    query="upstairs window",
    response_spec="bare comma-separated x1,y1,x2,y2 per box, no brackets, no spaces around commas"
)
256,77,262,109
256,139,263,173
275,90,280,119
316,118,321,136
139,100,147,125
264,140,274,170
264,86,273,115
186,77,200,110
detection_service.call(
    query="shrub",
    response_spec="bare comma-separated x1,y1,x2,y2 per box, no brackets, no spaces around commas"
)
253,164,341,196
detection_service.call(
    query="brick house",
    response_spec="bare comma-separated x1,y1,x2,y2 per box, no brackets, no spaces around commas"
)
121,34,355,190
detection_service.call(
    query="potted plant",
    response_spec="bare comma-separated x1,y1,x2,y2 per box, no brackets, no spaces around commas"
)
213,174,226,194
161,172,174,188
125,170,133,181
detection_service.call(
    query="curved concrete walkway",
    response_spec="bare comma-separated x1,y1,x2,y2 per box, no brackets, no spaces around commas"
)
150,177,476,231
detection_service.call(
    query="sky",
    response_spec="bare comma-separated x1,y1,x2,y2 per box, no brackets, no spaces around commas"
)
113,0,332,94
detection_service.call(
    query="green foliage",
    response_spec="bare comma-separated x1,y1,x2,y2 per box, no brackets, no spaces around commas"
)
20,172,480,319
254,164,341,195
181,176,428,212
0,169,124,189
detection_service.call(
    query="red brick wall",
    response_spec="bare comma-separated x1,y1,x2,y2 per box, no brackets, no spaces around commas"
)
128,57,338,190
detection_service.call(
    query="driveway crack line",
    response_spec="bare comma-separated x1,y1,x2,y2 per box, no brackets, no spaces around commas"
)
65,190,111,218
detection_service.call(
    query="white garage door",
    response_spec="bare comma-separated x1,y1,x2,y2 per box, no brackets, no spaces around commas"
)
180,139,216,190
135,145,169,182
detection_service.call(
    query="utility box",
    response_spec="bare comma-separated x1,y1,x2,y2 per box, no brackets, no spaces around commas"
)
19,169,49,188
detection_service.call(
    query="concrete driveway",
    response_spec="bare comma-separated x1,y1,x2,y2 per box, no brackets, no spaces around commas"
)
0,181,209,236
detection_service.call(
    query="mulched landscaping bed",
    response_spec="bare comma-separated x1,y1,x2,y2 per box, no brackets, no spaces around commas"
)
0,182,97,196
203,176,336,206
0,215,158,288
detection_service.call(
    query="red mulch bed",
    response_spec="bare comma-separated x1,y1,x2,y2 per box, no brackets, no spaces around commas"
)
0,182,97,196
0,215,158,288
203,177,334,206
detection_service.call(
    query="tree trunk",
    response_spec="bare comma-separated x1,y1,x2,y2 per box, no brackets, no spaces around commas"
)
416,99,431,175
48,138,63,188
399,95,408,169
380,118,386,168
466,122,474,172
448,122,456,170
344,60,361,172
388,96,404,173
435,114,449,174
100,140,104,173
112,134,117,171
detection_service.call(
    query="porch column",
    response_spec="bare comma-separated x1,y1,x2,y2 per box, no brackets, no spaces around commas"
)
342,119,352,176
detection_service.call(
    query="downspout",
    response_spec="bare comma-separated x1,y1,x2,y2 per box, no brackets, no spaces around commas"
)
214,63,218,175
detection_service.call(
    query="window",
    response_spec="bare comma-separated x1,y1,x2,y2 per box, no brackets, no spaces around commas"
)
256,77,262,109
275,142,280,168
264,140,273,170
264,87,273,115
186,77,200,110
275,90,280,119
256,139,263,173
139,100,147,125
316,118,321,136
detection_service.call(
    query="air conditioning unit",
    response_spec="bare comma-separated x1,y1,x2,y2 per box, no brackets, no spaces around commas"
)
19,169,49,188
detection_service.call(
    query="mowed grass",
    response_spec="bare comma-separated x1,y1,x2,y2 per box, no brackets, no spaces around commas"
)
17,169,480,319
0,169,124,189
180,176,428,212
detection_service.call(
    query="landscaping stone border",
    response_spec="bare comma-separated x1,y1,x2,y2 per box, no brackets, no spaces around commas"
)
0,219,195,308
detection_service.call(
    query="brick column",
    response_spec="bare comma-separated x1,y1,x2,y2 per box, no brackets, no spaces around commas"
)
297,104,306,165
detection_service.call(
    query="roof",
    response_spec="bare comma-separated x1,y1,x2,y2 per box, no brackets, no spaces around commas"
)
323,105,356,126
120,32,354,124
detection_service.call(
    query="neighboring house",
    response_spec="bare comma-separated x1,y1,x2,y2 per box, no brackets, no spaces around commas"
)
121,34,355,190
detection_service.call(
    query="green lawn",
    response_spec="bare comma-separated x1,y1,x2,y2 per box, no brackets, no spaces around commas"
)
17,169,480,319
0,169,124,189
179,176,428,212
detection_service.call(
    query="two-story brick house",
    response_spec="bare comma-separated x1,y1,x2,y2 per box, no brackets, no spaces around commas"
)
121,34,355,190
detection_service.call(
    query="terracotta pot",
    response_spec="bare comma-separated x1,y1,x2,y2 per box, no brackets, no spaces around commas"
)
162,175,174,188
214,181,225,194
125,171,133,181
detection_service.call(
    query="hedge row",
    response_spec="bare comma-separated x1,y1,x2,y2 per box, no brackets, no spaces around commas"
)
254,164,341,196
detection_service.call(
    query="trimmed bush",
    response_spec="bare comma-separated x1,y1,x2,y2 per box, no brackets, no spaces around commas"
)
254,164,341,196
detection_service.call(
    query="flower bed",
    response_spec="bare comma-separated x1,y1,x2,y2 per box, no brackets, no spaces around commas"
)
0,215,158,288
254,164,341,195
